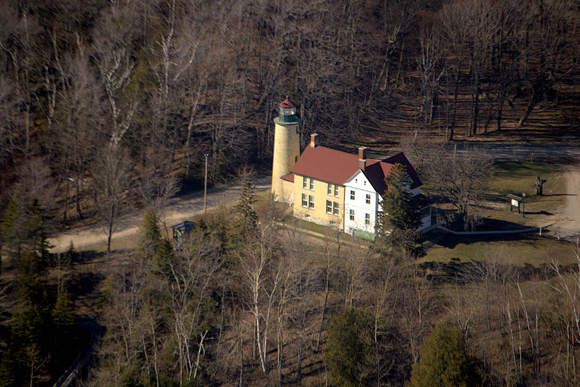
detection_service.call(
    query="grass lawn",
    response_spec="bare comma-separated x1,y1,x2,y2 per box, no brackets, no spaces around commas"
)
421,158,573,267
490,160,566,212
421,232,578,266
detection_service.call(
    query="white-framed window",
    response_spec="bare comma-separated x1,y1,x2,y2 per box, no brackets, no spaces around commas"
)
333,202,339,216
302,194,307,207
350,190,355,200
326,200,332,214
310,178,314,191
366,194,371,204
303,176,307,189
365,213,370,225
309,195,315,208
349,209,355,221
364,181,367,186
334,185,339,197
327,183,332,195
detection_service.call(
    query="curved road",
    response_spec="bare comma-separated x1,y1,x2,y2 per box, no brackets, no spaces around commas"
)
49,177,271,252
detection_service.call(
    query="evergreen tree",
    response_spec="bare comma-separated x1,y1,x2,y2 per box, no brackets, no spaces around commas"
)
1,190,50,269
139,208,162,259
378,163,421,232
324,308,374,387
52,285,75,335
408,322,478,387
375,164,423,257
62,241,77,267
233,181,259,243
152,237,174,276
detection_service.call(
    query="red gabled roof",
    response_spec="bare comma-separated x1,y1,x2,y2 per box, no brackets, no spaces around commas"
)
291,146,421,193
291,146,379,185
364,152,422,193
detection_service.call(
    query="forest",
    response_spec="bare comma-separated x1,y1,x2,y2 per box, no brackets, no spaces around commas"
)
1,0,580,385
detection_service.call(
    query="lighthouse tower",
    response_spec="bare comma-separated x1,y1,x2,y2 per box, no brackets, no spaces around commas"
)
272,96,301,202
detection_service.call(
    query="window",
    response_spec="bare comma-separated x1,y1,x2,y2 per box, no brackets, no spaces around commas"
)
302,194,307,207
349,209,355,221
326,200,332,214
350,190,355,200
327,183,332,195
364,181,367,186
310,178,314,191
365,213,371,225
355,178,358,183
309,195,315,208
334,185,339,197
333,202,339,216
366,194,371,204
303,176,307,189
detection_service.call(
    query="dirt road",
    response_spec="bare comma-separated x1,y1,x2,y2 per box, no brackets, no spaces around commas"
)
48,141,580,252
549,165,580,241
49,177,271,253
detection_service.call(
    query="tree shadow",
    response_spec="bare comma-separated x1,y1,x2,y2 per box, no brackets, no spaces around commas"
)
423,224,540,249
523,210,553,215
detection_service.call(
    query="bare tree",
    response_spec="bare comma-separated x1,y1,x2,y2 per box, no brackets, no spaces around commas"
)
166,233,222,384
93,145,131,256
426,146,493,230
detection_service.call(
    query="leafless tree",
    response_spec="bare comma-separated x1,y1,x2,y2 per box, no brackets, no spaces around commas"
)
426,146,493,230
93,145,131,256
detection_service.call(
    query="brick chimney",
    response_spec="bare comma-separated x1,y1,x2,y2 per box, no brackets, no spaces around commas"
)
358,147,367,171
310,133,318,148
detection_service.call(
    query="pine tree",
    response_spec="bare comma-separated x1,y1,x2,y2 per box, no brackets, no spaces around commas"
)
378,163,421,232
52,285,75,334
233,181,259,243
139,208,162,258
375,163,423,257
324,308,374,387
408,322,477,387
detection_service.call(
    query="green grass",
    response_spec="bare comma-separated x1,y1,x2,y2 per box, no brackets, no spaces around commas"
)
421,232,578,267
491,160,564,197
474,159,565,224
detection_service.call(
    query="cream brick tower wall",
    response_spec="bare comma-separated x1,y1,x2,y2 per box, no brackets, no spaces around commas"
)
272,96,301,202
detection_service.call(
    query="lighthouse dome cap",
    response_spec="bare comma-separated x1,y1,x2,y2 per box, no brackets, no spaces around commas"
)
279,96,295,108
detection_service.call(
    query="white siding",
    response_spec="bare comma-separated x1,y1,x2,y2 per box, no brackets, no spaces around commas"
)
344,170,379,234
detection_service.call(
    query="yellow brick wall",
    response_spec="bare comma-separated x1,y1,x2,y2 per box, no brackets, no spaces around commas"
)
293,174,345,229
271,122,300,201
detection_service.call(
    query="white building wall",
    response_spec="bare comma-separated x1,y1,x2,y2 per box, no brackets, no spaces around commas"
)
344,171,379,234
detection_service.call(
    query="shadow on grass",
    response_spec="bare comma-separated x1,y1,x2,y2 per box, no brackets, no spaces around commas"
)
423,225,540,249
418,258,578,285
523,210,553,215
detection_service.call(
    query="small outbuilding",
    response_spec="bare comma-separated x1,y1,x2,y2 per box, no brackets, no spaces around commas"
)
171,221,197,249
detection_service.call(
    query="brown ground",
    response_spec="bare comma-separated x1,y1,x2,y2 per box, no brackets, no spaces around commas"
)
549,164,580,242
48,177,271,253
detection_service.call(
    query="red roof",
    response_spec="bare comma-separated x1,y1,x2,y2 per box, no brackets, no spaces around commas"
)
279,96,295,108
281,173,295,182
290,145,421,193
364,152,422,193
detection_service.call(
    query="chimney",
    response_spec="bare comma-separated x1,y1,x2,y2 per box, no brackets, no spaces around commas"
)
358,147,367,171
310,133,318,148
